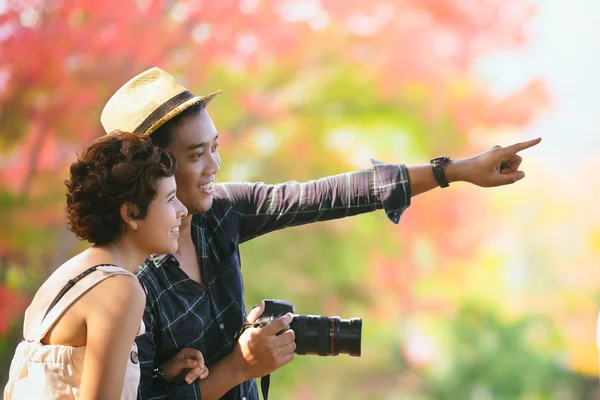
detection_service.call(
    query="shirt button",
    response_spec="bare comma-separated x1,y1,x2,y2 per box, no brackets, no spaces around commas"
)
219,323,225,330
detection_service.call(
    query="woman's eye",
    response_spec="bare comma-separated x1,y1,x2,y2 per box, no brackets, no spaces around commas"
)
192,153,203,159
212,143,220,152
168,197,175,202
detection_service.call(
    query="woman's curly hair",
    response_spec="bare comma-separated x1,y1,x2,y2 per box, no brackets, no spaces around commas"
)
65,130,177,245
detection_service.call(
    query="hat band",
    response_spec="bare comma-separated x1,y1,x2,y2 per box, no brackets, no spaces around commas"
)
133,90,195,135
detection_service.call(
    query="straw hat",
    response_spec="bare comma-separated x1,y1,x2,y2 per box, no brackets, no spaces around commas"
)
101,67,222,136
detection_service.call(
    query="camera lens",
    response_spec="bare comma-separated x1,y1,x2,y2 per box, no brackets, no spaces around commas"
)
290,314,362,357
337,317,362,357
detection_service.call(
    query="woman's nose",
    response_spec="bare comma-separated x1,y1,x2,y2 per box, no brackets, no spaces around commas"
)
178,200,188,219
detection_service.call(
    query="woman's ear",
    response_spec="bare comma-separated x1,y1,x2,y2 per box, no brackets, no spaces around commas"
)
120,203,141,231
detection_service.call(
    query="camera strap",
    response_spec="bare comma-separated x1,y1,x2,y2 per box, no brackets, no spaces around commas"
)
261,374,270,400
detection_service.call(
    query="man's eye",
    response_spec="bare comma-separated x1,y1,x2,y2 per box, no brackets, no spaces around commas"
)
192,153,203,159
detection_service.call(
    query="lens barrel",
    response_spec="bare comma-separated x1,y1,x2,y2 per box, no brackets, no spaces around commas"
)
290,314,362,357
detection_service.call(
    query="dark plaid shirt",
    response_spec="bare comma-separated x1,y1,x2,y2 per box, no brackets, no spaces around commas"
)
136,160,411,400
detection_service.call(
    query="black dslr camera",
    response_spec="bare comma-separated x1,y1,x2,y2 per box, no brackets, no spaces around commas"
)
254,299,362,357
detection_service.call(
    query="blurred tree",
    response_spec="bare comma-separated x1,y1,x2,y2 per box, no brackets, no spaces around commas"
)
429,305,580,400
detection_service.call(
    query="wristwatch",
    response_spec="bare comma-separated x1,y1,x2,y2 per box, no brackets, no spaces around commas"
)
430,156,451,188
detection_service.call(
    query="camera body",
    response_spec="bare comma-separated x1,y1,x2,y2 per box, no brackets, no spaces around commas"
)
255,299,362,357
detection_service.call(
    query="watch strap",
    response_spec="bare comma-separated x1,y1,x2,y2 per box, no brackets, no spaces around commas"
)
430,156,451,188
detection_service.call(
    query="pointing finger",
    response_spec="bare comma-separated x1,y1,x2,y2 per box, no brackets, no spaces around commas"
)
502,137,542,154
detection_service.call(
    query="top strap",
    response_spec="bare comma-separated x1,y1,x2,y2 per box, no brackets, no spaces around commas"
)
35,264,134,342
41,264,107,321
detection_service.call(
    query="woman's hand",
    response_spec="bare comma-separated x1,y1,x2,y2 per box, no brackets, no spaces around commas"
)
161,347,209,384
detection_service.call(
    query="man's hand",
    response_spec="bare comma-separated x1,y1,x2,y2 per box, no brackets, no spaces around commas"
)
161,347,209,384
231,300,296,381
448,137,542,187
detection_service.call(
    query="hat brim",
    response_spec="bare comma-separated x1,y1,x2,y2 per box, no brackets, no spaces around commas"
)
142,90,222,137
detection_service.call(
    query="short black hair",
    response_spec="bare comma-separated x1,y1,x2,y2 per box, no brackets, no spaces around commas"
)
150,102,206,149
65,131,177,245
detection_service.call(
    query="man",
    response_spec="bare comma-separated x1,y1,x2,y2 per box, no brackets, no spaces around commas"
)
101,67,541,399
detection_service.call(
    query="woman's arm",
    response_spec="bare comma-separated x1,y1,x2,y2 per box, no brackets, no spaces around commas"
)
79,274,145,400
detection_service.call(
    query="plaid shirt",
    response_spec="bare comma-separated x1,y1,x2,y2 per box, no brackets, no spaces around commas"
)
135,160,411,400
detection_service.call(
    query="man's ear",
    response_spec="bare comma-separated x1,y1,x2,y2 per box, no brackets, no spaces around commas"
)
120,202,141,231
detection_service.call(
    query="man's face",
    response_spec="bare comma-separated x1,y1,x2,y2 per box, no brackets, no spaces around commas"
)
166,109,221,214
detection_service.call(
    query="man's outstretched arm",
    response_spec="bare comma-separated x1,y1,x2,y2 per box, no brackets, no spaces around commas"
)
214,137,541,242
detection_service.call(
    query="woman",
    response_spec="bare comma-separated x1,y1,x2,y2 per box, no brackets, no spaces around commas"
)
4,131,208,399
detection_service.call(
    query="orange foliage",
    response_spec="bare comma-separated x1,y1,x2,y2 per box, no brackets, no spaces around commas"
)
0,287,29,336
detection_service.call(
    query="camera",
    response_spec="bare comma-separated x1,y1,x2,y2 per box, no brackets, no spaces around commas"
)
254,299,362,357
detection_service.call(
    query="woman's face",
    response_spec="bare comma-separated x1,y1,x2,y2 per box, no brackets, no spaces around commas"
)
134,176,188,255
166,109,221,214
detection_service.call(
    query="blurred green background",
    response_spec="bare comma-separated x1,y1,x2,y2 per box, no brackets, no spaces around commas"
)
1,1,598,399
